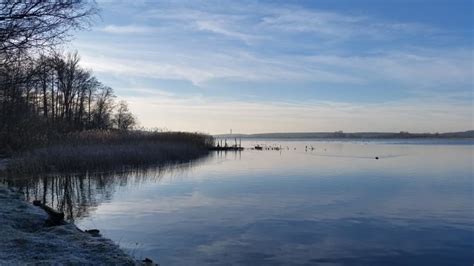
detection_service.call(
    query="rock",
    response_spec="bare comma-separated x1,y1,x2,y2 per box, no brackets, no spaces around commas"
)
85,229,101,237
143,257,157,265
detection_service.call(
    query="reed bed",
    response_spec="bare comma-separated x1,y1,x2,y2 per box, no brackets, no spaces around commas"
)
5,130,214,175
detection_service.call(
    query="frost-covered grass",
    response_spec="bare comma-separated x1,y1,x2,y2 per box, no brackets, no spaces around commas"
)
0,185,137,265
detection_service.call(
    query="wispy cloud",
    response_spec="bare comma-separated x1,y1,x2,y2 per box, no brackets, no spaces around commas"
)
140,4,437,42
100,24,157,34
77,45,366,85
260,8,366,37
195,20,261,44
77,40,472,90
259,7,435,40
304,49,473,87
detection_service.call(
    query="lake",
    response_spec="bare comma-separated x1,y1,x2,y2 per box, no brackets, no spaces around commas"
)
6,140,474,265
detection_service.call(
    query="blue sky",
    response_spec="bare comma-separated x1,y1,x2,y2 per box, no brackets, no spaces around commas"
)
70,0,473,133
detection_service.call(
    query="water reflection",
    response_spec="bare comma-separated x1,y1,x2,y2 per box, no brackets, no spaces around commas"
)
3,141,474,265
2,159,207,221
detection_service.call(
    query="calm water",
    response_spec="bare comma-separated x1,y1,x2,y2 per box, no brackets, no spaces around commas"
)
7,140,474,265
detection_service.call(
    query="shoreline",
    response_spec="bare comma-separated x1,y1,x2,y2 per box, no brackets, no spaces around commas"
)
0,185,137,265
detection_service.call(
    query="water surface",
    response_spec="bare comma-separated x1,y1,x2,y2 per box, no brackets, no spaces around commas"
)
8,140,474,265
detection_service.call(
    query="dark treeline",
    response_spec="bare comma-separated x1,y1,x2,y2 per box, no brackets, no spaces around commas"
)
0,52,136,151
0,1,135,153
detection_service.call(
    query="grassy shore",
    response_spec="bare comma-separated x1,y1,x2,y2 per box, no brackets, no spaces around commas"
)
4,130,214,175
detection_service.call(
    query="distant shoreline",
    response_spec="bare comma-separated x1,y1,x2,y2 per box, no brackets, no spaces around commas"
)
215,130,474,140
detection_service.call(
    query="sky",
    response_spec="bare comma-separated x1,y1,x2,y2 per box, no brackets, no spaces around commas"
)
70,0,473,134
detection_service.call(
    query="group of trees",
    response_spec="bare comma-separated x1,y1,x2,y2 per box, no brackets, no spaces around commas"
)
0,1,136,151
1,52,135,131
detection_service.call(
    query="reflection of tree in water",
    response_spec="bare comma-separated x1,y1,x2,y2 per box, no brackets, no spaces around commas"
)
4,162,199,221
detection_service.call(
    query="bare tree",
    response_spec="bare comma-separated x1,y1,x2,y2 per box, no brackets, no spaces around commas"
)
113,100,136,131
92,85,115,129
0,1,98,59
